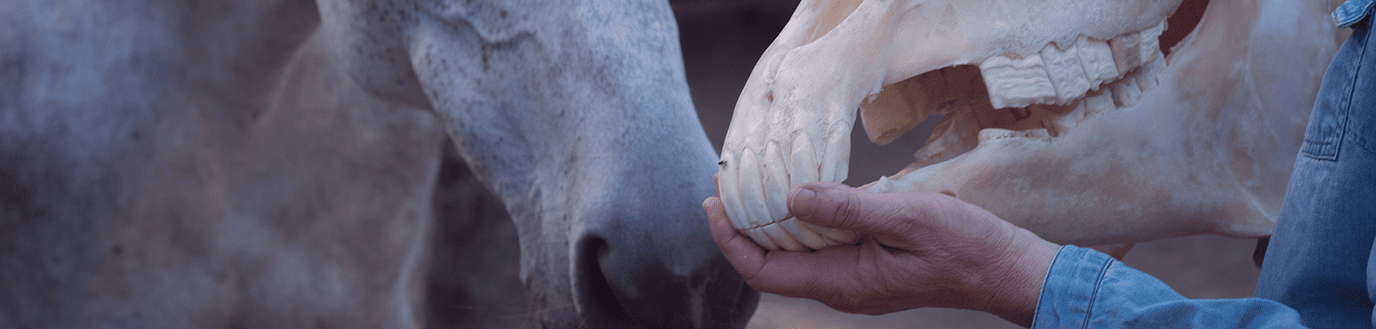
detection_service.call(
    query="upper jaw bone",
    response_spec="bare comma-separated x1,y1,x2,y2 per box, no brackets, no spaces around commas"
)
717,0,1181,250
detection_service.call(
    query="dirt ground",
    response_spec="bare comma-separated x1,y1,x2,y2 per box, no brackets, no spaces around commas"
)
671,1,1264,328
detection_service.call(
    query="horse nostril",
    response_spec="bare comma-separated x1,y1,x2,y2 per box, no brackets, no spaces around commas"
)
575,229,757,328
574,236,631,322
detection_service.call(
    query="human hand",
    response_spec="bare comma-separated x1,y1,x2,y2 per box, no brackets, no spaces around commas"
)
703,181,1061,326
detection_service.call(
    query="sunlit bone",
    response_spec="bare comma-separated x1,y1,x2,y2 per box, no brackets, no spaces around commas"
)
718,0,1346,250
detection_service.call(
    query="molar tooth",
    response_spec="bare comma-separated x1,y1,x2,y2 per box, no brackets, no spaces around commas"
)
1110,78,1142,108
742,226,780,250
1135,57,1165,93
980,55,1058,109
1040,42,1093,105
1075,36,1118,88
1110,31,1143,76
1021,128,1052,140
737,150,776,228
1082,90,1116,116
762,222,806,251
762,142,790,222
1047,101,1087,135
779,218,830,250
1140,21,1166,63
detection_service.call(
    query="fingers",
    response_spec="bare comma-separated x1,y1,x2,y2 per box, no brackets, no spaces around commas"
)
706,196,862,296
788,182,927,235
703,196,766,281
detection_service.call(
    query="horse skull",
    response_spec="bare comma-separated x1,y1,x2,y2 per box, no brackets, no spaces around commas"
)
717,0,1344,250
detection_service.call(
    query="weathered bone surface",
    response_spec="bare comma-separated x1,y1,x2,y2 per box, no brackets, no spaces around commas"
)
718,0,1346,251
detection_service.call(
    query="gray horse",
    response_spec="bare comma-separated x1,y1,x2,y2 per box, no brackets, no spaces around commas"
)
0,0,756,327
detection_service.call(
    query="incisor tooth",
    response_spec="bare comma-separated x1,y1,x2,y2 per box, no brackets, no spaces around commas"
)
1075,36,1119,88
1040,43,1093,105
779,218,831,250
742,227,780,250
762,223,805,251
818,122,851,183
719,150,752,231
1110,31,1142,76
789,132,820,186
736,150,774,228
804,221,860,245
981,55,1058,109
762,142,790,222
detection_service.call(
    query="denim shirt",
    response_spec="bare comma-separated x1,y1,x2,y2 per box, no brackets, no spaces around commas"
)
1032,247,1304,328
1031,1,1376,328
1336,0,1376,28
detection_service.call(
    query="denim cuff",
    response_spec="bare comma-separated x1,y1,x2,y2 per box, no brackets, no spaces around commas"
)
1334,0,1375,28
1031,246,1114,329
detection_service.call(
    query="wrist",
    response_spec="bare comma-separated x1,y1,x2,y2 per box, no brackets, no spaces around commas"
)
979,230,1060,327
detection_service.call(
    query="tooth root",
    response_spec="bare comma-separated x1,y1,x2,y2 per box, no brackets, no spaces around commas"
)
980,54,1058,109
1048,101,1087,135
719,150,753,231
778,218,831,250
1082,90,1116,117
761,142,791,223
737,150,776,229
742,226,780,250
1075,36,1119,88
802,221,860,245
818,122,851,183
1110,31,1143,76
1040,43,1093,105
1110,78,1142,108
1140,21,1166,64
762,223,805,251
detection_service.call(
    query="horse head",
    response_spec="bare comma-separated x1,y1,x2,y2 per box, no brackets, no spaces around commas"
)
317,0,758,326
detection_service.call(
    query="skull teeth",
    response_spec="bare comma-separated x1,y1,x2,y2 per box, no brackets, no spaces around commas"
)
979,54,1058,109
981,21,1167,110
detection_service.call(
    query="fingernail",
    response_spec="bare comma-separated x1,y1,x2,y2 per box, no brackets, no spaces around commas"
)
790,186,816,217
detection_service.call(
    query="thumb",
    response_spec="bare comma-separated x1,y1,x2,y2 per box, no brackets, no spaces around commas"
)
787,182,915,234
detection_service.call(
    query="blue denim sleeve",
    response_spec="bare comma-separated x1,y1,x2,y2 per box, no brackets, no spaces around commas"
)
1031,246,1306,328
1334,0,1375,28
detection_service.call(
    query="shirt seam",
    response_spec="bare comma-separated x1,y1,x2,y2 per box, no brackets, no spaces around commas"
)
1078,253,1114,329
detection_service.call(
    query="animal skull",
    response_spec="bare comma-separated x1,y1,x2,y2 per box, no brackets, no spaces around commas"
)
717,0,1345,251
